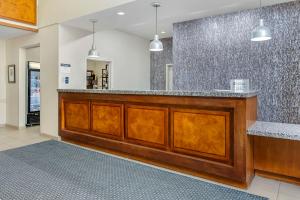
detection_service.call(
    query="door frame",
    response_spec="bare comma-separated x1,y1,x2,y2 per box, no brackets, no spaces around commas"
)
165,64,173,90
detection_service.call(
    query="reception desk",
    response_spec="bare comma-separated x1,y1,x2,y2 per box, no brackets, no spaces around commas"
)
58,89,257,188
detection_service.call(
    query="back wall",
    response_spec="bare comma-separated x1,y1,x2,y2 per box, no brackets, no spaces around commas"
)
171,1,300,124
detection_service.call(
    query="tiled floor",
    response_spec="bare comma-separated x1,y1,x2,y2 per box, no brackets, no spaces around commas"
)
0,126,299,200
0,126,50,151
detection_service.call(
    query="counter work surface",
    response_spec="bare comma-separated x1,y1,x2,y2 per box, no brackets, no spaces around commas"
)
247,121,300,141
57,89,258,98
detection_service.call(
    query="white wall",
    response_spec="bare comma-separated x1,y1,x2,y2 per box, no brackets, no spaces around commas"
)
6,33,40,127
59,25,90,89
60,25,150,90
5,25,59,137
2,0,148,136
4,24,149,136
26,47,40,62
39,24,60,137
0,40,6,126
38,0,134,27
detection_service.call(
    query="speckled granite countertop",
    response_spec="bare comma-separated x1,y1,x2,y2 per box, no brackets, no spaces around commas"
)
247,121,300,141
57,89,257,98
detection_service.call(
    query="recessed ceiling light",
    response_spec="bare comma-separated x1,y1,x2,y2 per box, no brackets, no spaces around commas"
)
117,12,125,16
161,31,166,34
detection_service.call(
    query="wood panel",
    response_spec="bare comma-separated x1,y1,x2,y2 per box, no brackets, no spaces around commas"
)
91,102,124,139
254,136,300,179
126,105,168,149
64,101,90,132
0,0,37,25
245,97,257,184
171,108,231,162
58,92,256,187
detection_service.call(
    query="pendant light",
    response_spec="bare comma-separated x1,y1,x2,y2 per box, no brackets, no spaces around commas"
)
88,19,99,58
251,0,272,42
149,2,163,52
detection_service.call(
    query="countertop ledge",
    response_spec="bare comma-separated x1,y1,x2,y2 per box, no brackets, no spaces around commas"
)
57,89,258,98
247,121,300,141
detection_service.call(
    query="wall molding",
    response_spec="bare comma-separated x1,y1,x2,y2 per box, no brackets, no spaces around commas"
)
0,20,38,32
41,132,60,140
0,0,37,25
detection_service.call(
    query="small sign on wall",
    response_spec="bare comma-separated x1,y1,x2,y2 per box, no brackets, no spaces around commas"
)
60,63,71,85
8,64,16,83
64,77,70,84
60,63,71,73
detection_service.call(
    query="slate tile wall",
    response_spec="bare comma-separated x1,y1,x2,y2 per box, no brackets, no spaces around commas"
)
150,38,173,90
151,1,300,123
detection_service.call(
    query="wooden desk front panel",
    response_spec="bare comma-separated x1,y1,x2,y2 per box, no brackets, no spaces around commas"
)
91,102,124,139
171,108,231,162
125,105,168,149
62,99,232,161
254,136,300,179
59,93,256,186
63,100,90,132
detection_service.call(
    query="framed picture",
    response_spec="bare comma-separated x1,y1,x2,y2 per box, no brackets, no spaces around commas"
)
8,65,16,83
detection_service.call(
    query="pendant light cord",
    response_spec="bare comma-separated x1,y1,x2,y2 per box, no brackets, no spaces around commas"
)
92,21,95,48
260,0,262,18
260,0,262,8
155,6,158,35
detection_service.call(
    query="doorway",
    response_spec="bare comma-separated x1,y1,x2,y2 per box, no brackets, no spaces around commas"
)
166,64,173,90
25,47,40,127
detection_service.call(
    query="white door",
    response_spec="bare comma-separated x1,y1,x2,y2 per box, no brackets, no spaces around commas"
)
166,64,173,90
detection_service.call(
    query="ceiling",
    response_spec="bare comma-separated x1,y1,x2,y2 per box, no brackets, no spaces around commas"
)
0,25,33,39
63,0,293,40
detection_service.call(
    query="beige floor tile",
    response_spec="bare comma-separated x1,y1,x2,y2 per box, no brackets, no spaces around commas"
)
246,176,280,200
278,182,300,199
0,126,50,151
277,193,300,200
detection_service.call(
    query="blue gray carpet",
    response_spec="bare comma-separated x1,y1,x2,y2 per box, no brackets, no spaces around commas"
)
0,140,267,200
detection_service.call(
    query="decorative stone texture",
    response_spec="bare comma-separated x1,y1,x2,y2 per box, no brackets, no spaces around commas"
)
57,89,257,98
248,121,300,141
172,1,300,124
150,38,173,90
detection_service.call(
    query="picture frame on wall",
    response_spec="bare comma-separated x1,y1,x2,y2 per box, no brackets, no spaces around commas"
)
8,65,16,83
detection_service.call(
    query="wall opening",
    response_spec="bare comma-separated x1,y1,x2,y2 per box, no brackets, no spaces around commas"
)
86,59,112,90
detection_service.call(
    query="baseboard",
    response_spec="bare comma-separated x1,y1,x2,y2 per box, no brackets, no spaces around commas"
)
40,132,60,140
5,124,26,130
255,170,300,186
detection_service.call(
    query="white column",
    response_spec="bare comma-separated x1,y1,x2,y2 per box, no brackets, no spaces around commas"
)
0,40,6,126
